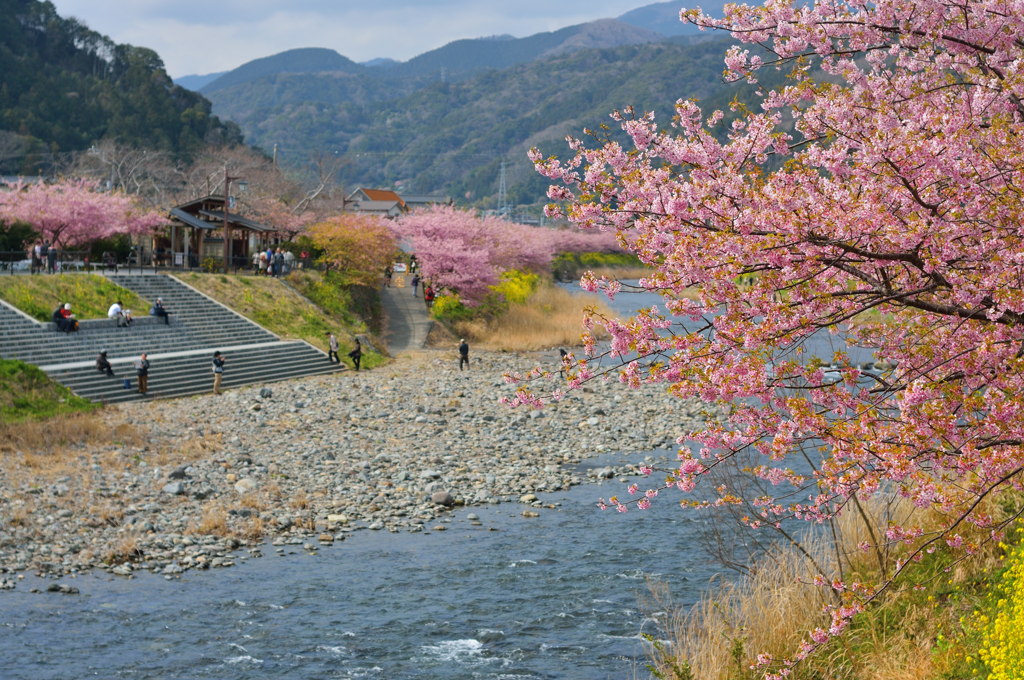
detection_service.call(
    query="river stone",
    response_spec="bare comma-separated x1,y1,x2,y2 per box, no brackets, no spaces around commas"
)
519,494,538,504
168,466,189,480
521,510,540,518
162,482,185,496
431,491,454,507
47,583,79,594
234,478,259,494
260,387,273,398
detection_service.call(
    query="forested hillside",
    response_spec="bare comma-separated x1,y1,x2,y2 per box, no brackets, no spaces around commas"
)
206,36,768,212
0,0,242,174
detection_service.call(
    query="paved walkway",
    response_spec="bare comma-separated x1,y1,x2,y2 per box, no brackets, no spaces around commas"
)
380,280,434,354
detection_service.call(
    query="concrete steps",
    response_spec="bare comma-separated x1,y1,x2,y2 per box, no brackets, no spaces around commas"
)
1,272,345,401
45,341,342,404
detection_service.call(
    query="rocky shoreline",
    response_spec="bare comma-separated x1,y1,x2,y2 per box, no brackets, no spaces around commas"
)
0,350,714,589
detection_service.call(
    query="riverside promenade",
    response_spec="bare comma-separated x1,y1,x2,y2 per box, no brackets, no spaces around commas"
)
380,277,434,354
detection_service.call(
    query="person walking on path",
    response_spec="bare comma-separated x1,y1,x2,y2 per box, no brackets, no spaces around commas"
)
459,339,470,370
327,332,340,364
384,265,393,287
45,241,56,274
31,241,42,274
212,351,226,394
96,350,115,377
135,353,150,394
411,274,420,296
348,338,362,371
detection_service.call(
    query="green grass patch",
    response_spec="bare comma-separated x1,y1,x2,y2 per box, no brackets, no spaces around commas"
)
0,273,149,321
0,359,98,423
179,271,385,369
551,251,645,281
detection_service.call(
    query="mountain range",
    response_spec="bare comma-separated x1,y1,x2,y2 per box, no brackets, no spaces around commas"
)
176,1,748,213
0,0,751,214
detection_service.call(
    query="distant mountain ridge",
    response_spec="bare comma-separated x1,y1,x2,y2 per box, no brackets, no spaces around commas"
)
198,34,770,213
619,0,724,35
191,18,664,96
200,47,362,94
174,2,731,90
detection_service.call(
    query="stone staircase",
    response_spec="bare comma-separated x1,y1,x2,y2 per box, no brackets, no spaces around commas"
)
0,273,345,403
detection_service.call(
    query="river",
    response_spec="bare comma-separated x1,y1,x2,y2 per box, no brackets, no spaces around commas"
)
0,282,872,679
0,452,719,680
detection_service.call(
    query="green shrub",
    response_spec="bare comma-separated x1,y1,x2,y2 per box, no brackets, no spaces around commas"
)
431,293,475,323
551,251,643,280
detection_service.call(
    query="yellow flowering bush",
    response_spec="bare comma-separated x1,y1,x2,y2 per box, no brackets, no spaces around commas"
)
491,270,539,305
979,535,1024,678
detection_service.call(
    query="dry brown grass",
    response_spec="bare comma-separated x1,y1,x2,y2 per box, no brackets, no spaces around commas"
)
238,492,268,511
6,502,32,527
647,495,1008,680
148,431,222,467
0,413,140,455
103,533,143,565
85,503,124,528
451,283,611,351
289,490,310,510
647,541,833,680
234,515,266,542
192,502,230,536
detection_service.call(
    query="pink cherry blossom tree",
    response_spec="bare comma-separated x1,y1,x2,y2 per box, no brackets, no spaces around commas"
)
0,178,165,247
392,205,622,305
525,0,1024,672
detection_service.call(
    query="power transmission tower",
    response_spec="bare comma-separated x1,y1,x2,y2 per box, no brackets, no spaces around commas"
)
497,159,510,218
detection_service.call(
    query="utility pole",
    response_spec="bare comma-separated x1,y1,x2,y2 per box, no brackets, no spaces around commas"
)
222,167,246,273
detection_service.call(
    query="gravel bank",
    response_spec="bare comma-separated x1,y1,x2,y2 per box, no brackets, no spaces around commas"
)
0,350,714,587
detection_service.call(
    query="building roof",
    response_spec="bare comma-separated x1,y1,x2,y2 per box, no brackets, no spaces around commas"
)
401,194,451,206
196,209,274,232
346,200,406,215
169,196,274,232
347,187,407,207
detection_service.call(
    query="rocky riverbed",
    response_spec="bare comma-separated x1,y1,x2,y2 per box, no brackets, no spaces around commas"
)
0,350,716,588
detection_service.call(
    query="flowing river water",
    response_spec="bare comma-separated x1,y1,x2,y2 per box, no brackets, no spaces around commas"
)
0,283,874,679
0,460,713,680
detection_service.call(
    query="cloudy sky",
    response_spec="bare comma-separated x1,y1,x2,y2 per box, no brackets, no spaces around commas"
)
49,0,657,78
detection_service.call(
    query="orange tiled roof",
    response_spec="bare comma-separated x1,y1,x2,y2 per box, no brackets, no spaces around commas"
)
359,188,406,206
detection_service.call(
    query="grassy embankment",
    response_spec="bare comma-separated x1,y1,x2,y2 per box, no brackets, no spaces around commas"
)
0,273,149,321
0,269,383,428
646,495,1021,680
444,279,612,351
177,270,385,369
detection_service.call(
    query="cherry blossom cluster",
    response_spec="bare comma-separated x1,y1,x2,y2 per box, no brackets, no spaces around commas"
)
0,178,165,246
391,205,620,305
530,0,1024,668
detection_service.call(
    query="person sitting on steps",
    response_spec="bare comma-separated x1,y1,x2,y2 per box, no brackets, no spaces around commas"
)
96,350,115,377
108,300,133,327
151,298,170,325
52,303,78,332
